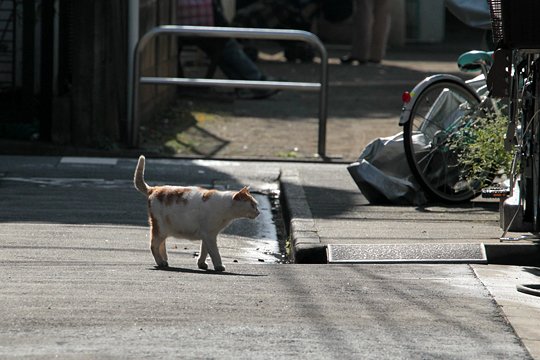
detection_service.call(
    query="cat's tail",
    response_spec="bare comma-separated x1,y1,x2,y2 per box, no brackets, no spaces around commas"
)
134,155,150,196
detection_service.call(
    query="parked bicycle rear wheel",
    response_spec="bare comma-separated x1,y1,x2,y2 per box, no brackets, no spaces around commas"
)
403,79,481,203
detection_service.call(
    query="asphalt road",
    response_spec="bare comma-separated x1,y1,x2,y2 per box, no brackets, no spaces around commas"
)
1,262,530,359
0,156,533,359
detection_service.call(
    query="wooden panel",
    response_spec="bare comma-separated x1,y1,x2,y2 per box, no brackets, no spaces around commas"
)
61,0,176,145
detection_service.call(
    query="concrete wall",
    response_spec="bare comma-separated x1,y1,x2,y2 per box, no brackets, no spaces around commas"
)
316,0,445,46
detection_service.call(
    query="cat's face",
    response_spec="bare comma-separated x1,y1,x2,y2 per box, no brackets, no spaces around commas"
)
233,187,260,219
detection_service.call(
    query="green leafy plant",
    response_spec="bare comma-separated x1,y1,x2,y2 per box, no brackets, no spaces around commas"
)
449,108,513,188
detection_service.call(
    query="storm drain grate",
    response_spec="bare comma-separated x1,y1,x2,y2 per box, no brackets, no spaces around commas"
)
327,243,487,264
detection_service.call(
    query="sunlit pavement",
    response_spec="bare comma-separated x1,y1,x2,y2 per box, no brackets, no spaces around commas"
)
0,155,539,359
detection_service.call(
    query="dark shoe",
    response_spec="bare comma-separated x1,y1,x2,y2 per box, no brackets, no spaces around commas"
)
284,43,315,63
236,88,280,100
236,75,281,100
340,55,366,65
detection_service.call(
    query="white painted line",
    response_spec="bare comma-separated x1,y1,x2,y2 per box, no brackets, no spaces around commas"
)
150,158,241,168
60,157,118,166
1,177,132,188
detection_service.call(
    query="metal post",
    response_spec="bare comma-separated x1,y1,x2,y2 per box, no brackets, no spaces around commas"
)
126,0,139,146
130,26,329,157
318,44,329,158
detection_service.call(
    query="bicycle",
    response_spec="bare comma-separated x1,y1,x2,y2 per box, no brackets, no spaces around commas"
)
487,0,540,235
399,49,500,203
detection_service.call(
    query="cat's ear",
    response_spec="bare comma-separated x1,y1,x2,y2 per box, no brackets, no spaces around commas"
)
233,186,250,200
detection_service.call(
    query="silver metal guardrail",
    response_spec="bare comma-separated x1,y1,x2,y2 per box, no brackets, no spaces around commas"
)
129,25,329,157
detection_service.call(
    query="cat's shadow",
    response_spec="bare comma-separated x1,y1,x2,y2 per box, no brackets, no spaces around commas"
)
150,266,266,277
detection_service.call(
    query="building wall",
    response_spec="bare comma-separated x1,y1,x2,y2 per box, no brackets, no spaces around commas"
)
316,0,445,46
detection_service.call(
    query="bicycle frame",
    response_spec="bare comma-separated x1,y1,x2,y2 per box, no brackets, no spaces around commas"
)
499,50,540,235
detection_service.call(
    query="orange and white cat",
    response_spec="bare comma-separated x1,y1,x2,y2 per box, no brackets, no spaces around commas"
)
134,155,259,272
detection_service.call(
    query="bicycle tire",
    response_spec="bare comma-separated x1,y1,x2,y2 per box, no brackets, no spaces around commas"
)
403,78,481,203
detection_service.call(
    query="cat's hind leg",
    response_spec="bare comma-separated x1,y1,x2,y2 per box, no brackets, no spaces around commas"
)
197,242,209,270
150,229,168,268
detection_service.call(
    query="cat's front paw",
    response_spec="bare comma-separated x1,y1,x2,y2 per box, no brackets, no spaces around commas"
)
156,261,169,269
198,262,208,270
214,265,226,272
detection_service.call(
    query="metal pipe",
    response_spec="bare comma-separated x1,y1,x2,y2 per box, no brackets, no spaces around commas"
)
127,0,139,146
318,42,329,158
140,77,321,91
138,25,326,48
130,25,329,157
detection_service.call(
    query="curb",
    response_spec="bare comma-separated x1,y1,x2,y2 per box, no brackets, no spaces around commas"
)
280,169,327,264
484,243,540,266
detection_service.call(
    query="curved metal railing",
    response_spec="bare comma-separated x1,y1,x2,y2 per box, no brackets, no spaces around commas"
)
129,25,329,157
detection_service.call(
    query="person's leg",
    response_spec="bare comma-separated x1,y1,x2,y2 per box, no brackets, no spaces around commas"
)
349,0,373,62
196,37,278,99
192,37,227,69
218,39,264,80
195,37,263,80
369,0,391,62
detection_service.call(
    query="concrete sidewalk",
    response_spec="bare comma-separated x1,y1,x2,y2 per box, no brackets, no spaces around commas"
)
0,155,539,359
279,160,540,358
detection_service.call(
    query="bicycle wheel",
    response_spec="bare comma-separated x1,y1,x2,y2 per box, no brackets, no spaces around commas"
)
403,78,481,203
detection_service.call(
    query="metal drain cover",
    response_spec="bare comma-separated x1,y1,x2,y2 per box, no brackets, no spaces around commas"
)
327,243,487,264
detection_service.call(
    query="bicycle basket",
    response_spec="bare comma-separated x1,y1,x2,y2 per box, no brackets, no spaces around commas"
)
488,0,540,48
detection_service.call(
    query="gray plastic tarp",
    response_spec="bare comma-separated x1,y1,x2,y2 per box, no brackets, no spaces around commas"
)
348,133,428,205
